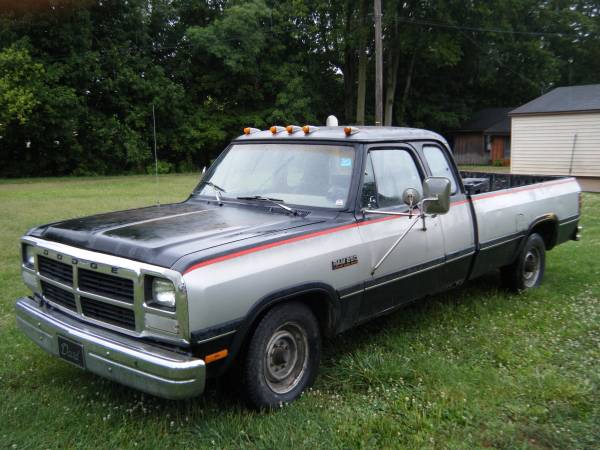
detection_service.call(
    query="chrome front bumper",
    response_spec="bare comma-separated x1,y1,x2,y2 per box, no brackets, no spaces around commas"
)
15,296,205,400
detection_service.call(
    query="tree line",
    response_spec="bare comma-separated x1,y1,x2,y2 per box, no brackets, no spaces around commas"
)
0,0,598,177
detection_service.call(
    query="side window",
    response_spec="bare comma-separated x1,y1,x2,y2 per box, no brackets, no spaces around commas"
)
361,149,422,208
361,154,377,207
423,145,458,194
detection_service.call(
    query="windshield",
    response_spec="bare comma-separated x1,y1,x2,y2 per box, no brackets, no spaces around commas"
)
194,143,356,209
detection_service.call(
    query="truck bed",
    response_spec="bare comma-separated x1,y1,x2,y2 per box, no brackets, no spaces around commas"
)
460,171,565,195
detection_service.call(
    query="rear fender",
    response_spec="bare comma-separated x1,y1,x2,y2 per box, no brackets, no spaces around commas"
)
512,214,558,263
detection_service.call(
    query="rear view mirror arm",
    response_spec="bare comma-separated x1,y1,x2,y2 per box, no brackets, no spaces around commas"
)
419,196,439,231
362,209,416,219
367,195,442,275
370,214,422,275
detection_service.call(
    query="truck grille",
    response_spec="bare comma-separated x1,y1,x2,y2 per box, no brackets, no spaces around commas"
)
38,256,73,285
36,253,137,332
41,280,76,311
78,268,134,303
80,296,136,330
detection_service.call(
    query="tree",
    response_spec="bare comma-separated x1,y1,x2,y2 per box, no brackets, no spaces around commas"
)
0,0,598,177
0,42,43,133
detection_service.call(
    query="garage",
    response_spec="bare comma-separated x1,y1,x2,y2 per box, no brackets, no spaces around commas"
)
510,84,600,192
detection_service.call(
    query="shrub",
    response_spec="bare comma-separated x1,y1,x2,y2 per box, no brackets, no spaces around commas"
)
146,160,173,174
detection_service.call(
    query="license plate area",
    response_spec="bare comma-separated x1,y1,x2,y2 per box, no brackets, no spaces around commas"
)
57,335,85,368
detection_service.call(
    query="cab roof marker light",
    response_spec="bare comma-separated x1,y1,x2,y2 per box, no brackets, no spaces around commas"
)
286,125,302,134
344,126,360,136
302,125,319,134
270,126,286,135
243,127,260,135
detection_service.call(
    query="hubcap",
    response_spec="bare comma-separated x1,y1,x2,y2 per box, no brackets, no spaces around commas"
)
264,322,308,394
522,247,541,288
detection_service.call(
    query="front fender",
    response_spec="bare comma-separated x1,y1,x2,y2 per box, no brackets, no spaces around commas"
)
189,282,340,377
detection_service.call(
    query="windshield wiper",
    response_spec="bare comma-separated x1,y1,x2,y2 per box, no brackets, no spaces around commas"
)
237,196,298,215
200,181,226,203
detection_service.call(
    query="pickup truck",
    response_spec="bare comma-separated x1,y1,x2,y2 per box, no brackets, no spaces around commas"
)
15,124,582,409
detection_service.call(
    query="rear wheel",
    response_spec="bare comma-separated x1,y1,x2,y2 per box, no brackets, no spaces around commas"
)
501,232,546,292
242,302,321,409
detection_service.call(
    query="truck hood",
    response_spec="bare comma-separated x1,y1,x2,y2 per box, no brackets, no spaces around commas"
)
28,201,327,268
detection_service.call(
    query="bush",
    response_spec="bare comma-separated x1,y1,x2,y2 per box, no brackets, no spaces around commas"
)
146,160,173,175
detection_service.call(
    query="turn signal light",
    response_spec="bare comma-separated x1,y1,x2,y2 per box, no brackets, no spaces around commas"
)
205,349,228,364
286,125,302,134
243,127,260,135
344,126,360,136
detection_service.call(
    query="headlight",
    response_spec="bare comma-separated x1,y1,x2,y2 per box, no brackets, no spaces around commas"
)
22,244,35,268
149,277,176,309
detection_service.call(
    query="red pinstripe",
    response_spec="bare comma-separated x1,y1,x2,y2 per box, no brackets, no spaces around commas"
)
183,177,577,274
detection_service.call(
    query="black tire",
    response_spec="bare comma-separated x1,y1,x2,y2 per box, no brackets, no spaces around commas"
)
242,301,321,410
501,232,546,292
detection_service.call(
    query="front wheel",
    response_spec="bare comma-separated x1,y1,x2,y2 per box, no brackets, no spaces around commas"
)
242,302,321,409
501,232,546,292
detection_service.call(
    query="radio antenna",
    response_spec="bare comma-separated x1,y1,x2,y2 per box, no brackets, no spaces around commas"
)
152,103,160,206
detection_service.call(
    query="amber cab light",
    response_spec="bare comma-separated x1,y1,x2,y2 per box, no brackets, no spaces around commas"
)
302,125,319,134
344,126,359,136
270,126,285,134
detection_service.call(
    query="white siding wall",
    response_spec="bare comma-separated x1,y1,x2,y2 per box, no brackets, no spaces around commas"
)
511,113,600,177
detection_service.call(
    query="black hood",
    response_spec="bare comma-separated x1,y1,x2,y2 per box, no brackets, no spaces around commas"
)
28,200,328,267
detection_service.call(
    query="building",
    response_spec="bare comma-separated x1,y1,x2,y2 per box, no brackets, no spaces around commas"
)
510,84,600,191
451,108,513,165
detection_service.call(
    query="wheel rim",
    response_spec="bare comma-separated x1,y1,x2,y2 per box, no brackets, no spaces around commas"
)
522,247,541,288
264,322,309,394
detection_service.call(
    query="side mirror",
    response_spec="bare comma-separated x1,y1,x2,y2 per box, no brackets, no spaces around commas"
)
402,188,421,208
422,177,451,214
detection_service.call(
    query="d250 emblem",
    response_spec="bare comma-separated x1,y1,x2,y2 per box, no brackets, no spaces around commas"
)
332,255,358,270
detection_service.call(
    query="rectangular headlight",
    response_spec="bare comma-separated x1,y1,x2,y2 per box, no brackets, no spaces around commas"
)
145,276,176,310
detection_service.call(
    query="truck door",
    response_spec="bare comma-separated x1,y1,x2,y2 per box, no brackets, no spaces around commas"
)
420,143,476,287
356,146,445,321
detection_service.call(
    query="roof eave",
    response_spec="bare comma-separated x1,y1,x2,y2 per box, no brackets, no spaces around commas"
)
509,109,600,117
483,131,510,136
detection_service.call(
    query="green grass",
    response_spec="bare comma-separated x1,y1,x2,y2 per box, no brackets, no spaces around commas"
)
459,165,511,173
1,175,599,449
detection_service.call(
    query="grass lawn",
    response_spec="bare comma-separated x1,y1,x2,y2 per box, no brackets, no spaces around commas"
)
1,174,599,449
459,165,511,173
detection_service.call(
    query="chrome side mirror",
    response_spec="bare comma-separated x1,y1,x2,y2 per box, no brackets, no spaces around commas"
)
422,177,451,215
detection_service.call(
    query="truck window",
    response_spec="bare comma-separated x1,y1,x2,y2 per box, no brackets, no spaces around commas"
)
195,143,355,209
360,154,378,208
423,145,458,194
362,149,422,208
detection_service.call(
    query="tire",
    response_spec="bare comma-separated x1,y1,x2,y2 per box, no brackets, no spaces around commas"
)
242,301,321,409
501,232,546,292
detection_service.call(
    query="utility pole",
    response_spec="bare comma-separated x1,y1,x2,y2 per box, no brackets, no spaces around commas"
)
374,0,383,126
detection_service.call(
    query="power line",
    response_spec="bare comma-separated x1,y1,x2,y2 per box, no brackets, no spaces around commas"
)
390,16,582,38
458,29,546,92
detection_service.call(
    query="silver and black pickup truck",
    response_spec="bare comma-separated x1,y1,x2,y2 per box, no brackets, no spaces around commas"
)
15,125,582,409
